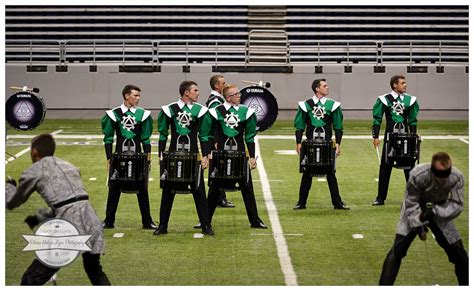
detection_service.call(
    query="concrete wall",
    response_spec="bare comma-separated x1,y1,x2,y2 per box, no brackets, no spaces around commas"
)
5,64,468,119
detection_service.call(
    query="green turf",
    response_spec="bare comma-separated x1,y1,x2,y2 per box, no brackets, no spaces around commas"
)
5,120,469,285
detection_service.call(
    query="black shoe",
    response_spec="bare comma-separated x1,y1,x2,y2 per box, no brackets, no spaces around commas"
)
372,199,385,206
217,199,235,208
250,221,268,229
202,225,215,235
293,203,306,210
193,222,202,229
102,222,115,229
143,222,158,229
153,226,168,235
334,202,350,210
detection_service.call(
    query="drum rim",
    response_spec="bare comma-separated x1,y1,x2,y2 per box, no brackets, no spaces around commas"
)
240,85,278,132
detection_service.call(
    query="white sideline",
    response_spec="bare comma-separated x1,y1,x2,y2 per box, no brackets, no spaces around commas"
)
255,137,298,286
5,130,63,165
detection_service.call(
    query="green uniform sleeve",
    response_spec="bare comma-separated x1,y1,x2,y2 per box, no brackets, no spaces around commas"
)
407,100,419,126
294,107,306,131
157,111,170,142
245,113,257,143
101,114,115,144
372,98,384,126
198,112,213,156
140,115,153,145
198,112,212,142
332,106,343,130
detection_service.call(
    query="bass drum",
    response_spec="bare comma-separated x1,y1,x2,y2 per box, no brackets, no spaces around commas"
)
240,85,278,132
6,90,46,130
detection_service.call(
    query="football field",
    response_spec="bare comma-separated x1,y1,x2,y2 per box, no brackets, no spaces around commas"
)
4,120,469,285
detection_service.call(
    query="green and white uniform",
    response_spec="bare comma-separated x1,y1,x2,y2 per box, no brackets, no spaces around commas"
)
158,99,212,155
208,102,257,157
372,91,419,138
294,96,343,144
101,104,153,159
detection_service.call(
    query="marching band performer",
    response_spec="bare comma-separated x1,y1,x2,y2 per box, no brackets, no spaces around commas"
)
371,75,420,206
207,84,268,229
206,74,234,208
293,79,350,210
6,134,111,285
101,84,156,229
154,81,214,236
379,152,468,285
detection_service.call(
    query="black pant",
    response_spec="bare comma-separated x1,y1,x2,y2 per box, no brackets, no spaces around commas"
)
218,188,228,203
376,141,412,202
21,253,111,285
104,182,153,226
297,171,343,207
207,172,263,225
158,172,210,229
379,221,469,285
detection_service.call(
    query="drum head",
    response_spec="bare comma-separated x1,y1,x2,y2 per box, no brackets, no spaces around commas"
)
6,91,46,130
240,86,278,132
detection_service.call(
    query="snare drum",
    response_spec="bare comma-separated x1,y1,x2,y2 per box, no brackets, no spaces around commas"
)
160,151,198,183
385,132,420,169
299,139,335,176
209,150,246,180
209,150,247,191
109,152,148,193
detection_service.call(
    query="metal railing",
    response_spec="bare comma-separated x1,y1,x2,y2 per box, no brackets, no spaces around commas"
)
5,39,468,67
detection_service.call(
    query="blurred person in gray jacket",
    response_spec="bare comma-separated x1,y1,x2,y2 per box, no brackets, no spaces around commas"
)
379,152,468,285
6,134,111,285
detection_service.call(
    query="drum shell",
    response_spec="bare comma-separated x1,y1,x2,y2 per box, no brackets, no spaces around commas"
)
240,86,278,132
109,152,148,193
161,151,197,183
299,140,335,176
209,150,247,180
6,90,46,130
385,132,420,169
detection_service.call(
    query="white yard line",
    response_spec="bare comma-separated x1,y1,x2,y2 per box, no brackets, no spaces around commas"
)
5,130,63,165
459,138,469,144
255,137,298,286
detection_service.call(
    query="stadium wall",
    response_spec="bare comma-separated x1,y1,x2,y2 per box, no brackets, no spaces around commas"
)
5,64,468,120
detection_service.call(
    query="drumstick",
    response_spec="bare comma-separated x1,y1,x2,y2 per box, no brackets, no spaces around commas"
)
242,80,259,85
196,164,202,188
375,146,381,165
9,86,40,93
105,160,109,186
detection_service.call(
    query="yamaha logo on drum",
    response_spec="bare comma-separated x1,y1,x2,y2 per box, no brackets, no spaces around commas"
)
127,161,133,178
177,161,182,178
246,88,264,93
6,89,46,130
226,159,232,175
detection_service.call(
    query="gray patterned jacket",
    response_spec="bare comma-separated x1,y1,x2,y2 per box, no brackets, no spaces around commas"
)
6,156,105,254
397,163,464,244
